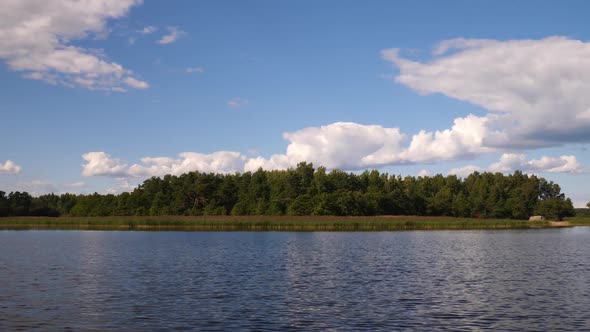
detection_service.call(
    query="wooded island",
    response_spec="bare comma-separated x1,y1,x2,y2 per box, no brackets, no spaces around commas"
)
0,163,576,221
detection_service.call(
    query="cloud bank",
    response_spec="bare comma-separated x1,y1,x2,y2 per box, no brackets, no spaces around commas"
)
0,0,148,91
82,151,246,178
383,36,590,148
81,140,585,182
449,153,585,178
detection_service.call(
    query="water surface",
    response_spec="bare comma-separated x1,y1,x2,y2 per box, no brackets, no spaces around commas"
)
1,228,589,330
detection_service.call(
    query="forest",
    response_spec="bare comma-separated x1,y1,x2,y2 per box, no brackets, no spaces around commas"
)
0,163,576,220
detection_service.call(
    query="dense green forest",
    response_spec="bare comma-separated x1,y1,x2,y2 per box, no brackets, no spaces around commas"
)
0,163,577,220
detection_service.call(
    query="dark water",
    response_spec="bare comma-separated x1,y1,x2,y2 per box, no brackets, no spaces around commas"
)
1,229,590,331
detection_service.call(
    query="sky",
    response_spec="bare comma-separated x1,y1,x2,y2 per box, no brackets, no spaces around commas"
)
1,0,590,207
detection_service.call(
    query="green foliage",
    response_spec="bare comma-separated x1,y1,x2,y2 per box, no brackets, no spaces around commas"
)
0,165,576,220
0,191,10,217
8,192,32,216
535,198,575,221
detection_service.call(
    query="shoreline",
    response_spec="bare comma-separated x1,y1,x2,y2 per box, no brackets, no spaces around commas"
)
1,216,587,231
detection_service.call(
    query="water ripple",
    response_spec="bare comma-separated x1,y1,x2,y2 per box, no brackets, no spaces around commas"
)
1,228,590,330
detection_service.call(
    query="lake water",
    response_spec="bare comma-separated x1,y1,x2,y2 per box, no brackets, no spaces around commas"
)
1,228,589,331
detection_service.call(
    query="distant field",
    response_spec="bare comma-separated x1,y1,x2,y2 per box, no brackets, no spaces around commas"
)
575,208,590,218
567,216,590,226
0,215,564,231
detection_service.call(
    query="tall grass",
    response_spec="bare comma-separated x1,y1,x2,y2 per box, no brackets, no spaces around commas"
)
0,215,552,231
566,217,590,226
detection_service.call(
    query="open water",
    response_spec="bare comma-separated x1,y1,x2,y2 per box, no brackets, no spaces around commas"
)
1,228,589,331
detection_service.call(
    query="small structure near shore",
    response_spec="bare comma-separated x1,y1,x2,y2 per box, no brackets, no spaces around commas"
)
529,215,546,221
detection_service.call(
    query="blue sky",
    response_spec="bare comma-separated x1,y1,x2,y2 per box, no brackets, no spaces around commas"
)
1,0,590,207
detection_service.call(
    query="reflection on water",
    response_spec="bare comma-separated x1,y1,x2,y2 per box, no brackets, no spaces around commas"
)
1,228,590,330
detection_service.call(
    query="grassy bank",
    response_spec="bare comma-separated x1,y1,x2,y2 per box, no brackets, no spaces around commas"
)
0,215,558,231
566,216,590,226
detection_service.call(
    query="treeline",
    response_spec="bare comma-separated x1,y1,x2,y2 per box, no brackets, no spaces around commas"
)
0,163,575,220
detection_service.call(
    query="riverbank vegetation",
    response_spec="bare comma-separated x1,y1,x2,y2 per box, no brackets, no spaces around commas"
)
0,163,576,220
0,215,556,231
574,208,590,218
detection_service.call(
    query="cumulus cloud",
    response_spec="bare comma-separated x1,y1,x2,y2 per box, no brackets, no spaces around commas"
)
82,117,563,180
0,160,21,174
128,152,246,177
157,26,186,44
244,119,496,171
399,114,492,163
81,151,247,178
448,165,483,178
81,148,586,186
81,152,128,177
124,77,149,89
383,37,590,148
0,0,149,91
417,169,431,177
489,153,583,174
227,97,249,108
245,122,407,171
449,153,585,178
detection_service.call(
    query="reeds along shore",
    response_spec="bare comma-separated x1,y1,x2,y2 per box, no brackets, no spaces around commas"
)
2,215,585,231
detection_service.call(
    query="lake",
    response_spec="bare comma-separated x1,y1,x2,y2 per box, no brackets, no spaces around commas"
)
1,228,589,331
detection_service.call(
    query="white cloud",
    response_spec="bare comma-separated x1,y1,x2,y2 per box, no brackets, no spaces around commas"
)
227,97,249,108
383,37,590,148
83,118,566,180
0,0,148,91
138,25,157,34
124,77,149,89
186,66,204,74
245,155,290,172
81,152,128,177
244,120,493,171
247,122,407,171
82,151,247,178
449,153,585,178
128,152,246,177
448,165,483,178
157,26,186,44
81,148,586,191
399,114,492,163
0,160,21,174
489,153,583,174
417,169,431,177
